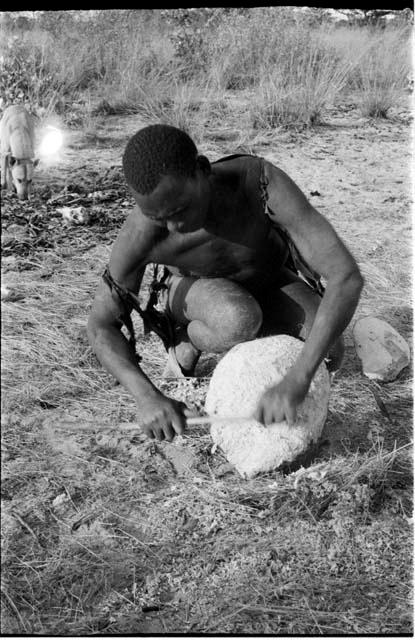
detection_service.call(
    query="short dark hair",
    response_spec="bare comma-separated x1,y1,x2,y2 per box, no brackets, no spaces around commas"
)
122,124,198,195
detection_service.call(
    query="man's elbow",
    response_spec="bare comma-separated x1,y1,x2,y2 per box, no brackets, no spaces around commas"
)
87,313,100,348
345,266,364,298
329,265,364,296
87,311,119,351
352,266,364,289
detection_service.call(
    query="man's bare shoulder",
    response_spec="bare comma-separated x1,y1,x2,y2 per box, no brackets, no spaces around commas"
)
262,159,360,279
223,155,293,208
263,159,310,216
212,155,265,212
109,205,164,286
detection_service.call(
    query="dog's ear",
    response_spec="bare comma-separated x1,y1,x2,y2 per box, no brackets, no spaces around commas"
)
33,158,40,167
196,154,211,176
9,155,17,167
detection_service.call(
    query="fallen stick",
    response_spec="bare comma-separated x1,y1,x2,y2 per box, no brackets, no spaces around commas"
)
188,415,250,426
51,415,251,433
47,193,85,205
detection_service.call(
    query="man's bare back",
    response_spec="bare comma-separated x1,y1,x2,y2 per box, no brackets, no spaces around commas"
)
88,125,363,442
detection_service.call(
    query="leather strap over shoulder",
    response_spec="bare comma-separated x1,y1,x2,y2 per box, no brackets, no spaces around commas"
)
258,155,270,212
212,153,255,165
259,157,325,297
102,267,140,357
102,265,177,356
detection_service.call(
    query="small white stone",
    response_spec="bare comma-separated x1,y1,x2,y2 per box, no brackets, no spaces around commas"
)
205,335,331,479
52,493,69,508
353,316,410,382
1,285,23,302
1,285,11,301
58,206,90,225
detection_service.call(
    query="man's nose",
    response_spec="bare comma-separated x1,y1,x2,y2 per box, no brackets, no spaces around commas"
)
166,220,180,232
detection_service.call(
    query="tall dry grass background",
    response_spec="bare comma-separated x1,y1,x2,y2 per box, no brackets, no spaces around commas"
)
1,8,413,636
0,9,412,130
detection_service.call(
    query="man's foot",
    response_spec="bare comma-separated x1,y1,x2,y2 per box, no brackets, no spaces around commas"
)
162,329,200,378
162,347,186,378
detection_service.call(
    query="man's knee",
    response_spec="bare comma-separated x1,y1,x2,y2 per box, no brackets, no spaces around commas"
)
171,276,263,352
187,288,263,353
216,297,263,350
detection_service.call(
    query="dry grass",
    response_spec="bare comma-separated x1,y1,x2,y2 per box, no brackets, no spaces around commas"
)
352,27,412,117
1,10,411,129
1,8,413,635
1,157,413,634
249,28,356,129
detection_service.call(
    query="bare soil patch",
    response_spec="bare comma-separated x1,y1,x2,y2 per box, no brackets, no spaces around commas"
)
1,98,412,634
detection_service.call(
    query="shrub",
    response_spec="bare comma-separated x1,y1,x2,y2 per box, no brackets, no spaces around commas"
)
249,30,354,129
0,9,411,127
351,26,412,117
206,8,301,90
0,32,62,114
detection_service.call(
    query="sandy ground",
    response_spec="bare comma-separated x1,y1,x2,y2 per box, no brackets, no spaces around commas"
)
3,93,412,461
1,94,413,634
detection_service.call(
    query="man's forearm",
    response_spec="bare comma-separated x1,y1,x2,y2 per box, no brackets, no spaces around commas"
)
87,322,160,406
293,270,363,381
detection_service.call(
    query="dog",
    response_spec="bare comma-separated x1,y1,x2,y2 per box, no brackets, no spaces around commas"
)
0,105,39,200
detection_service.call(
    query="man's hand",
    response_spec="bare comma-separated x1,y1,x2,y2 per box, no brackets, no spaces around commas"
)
253,370,311,427
138,394,188,441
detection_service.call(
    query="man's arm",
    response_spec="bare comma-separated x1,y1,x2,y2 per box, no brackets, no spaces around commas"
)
87,209,187,440
255,162,364,425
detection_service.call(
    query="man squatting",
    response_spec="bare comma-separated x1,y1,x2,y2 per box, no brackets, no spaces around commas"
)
87,125,363,441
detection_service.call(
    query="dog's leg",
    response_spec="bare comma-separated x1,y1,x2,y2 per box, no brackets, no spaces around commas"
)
0,153,8,190
6,156,15,192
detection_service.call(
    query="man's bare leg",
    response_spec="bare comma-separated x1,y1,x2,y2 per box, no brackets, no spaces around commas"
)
163,275,263,377
258,267,345,373
163,268,344,378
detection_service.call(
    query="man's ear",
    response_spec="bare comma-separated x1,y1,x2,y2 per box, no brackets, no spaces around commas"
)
9,156,17,167
33,158,40,167
196,154,211,176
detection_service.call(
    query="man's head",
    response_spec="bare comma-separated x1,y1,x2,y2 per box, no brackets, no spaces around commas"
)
123,124,211,233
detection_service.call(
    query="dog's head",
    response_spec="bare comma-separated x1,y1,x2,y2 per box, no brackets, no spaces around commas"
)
8,155,39,200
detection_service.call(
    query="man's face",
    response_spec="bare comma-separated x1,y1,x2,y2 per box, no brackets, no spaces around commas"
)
133,170,210,234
